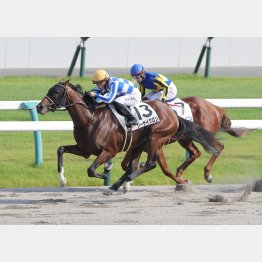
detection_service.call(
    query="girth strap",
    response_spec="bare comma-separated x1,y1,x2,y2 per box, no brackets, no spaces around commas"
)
122,127,133,152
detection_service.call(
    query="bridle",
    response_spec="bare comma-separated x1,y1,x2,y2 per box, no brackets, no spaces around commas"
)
45,83,88,111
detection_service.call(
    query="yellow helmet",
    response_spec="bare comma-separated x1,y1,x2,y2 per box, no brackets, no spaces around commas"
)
92,69,110,84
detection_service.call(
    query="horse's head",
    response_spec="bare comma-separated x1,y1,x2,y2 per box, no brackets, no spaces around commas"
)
37,80,70,115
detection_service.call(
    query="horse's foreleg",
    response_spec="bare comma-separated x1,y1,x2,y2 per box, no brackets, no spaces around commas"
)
156,147,186,184
175,140,201,182
103,160,113,177
87,150,113,180
57,145,89,187
204,143,224,183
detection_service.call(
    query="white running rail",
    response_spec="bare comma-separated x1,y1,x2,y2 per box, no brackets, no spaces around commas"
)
0,99,262,131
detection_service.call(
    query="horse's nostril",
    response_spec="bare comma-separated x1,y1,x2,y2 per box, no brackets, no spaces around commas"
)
37,104,43,111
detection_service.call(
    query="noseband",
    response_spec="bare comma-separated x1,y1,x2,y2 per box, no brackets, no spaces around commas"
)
45,84,88,111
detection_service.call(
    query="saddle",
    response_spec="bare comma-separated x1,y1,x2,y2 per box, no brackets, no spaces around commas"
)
168,98,193,122
109,102,160,151
109,102,160,132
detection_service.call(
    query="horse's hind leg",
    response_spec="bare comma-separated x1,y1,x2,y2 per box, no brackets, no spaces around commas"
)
57,145,89,187
106,153,156,195
121,137,169,184
107,148,143,193
123,148,158,184
204,142,224,183
175,140,201,182
104,145,157,195
156,147,186,184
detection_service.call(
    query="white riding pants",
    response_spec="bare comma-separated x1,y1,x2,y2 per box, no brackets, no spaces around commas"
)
144,82,177,102
114,88,141,106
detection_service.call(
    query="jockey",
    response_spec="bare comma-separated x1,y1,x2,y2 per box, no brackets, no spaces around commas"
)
89,69,141,127
130,64,177,104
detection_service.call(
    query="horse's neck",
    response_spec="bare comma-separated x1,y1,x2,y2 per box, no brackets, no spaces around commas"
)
66,89,92,127
67,106,91,127
66,88,115,131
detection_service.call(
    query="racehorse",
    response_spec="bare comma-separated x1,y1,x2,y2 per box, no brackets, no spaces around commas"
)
176,96,247,183
36,80,221,194
121,96,247,189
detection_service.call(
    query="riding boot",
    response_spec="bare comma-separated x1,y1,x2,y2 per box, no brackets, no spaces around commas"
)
113,101,138,127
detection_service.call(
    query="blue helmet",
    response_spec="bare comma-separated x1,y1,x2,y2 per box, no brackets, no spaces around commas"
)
130,64,144,76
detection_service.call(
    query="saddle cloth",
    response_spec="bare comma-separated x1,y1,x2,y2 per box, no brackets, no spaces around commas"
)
109,102,160,132
168,98,193,122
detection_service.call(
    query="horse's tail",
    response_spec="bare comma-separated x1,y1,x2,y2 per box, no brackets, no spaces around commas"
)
220,114,247,138
175,116,220,155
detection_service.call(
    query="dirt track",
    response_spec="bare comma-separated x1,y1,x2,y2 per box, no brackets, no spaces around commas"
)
0,184,261,225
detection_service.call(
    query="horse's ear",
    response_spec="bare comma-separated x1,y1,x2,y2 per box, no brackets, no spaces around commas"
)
64,78,71,85
60,78,70,86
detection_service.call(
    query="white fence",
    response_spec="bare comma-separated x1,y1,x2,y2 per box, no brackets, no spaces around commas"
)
0,101,40,110
206,99,262,108
0,121,73,131
0,99,262,131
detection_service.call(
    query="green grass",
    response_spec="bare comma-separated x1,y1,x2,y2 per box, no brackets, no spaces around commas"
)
0,75,262,188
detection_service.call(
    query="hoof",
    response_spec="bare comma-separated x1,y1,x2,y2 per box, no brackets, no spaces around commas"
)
175,183,190,191
59,179,67,187
253,180,262,192
123,181,133,193
103,189,114,195
206,175,213,183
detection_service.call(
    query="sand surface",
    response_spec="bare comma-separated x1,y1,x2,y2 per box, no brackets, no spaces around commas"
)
0,184,261,225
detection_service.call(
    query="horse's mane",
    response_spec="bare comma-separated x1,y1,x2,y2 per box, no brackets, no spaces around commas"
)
68,82,84,96
60,81,107,111
83,91,108,111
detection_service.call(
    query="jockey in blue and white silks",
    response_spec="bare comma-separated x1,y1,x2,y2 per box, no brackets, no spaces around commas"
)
130,64,177,103
94,77,141,105
88,69,141,127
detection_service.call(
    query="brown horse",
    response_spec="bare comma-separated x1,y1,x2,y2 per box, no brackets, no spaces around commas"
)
121,96,246,189
176,96,246,183
36,81,221,194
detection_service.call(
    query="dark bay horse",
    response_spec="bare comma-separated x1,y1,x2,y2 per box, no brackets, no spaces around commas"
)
36,81,220,194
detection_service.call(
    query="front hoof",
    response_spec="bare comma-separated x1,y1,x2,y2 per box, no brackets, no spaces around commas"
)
253,180,262,192
60,179,67,187
175,181,192,191
206,175,213,183
186,180,192,185
103,189,114,195
175,183,188,191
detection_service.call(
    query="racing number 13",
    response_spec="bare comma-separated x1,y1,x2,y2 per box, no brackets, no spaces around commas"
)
133,104,153,120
